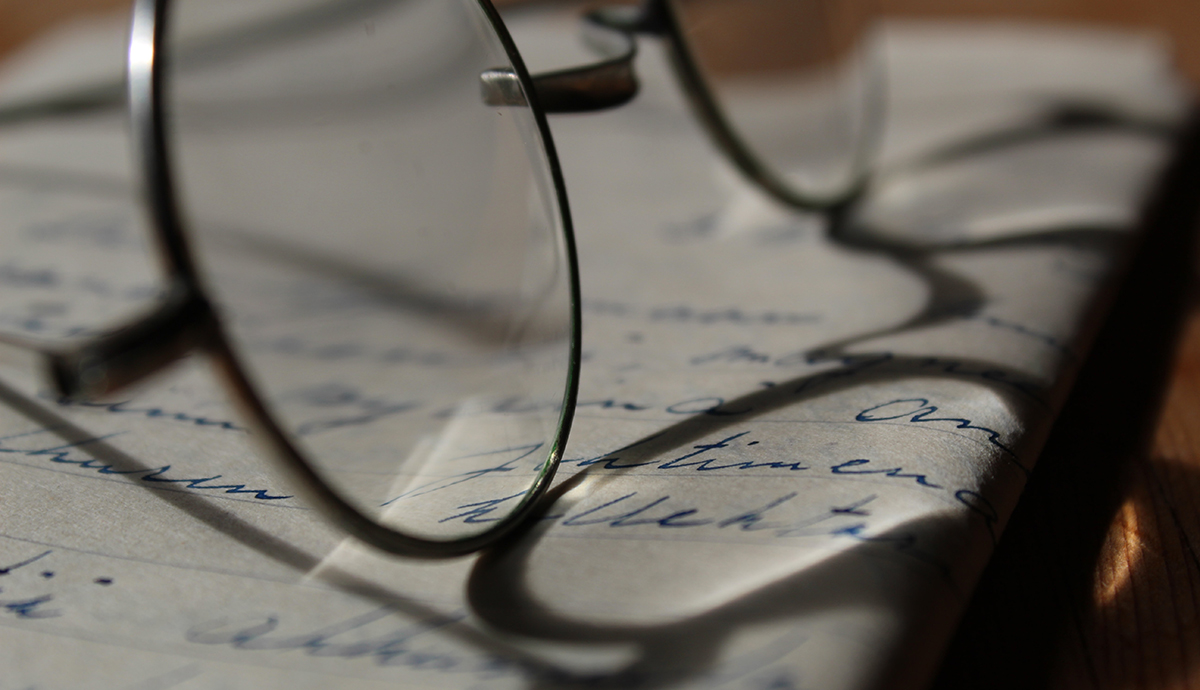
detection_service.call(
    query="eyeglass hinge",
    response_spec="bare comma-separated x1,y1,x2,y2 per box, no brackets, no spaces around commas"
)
48,287,217,401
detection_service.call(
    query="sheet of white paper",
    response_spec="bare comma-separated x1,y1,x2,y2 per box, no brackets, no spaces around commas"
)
0,4,1187,690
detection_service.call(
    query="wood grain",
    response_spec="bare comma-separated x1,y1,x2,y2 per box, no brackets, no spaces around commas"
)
931,115,1200,690
1048,310,1200,689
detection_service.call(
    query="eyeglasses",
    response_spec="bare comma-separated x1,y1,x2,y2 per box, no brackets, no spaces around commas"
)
0,0,880,557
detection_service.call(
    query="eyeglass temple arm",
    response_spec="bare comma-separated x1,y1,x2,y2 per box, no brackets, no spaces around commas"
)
481,1,669,114
0,286,215,401
0,81,123,128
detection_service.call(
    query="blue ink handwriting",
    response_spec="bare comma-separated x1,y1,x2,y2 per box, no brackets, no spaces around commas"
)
0,550,51,575
855,398,1028,476
0,429,291,500
830,459,943,488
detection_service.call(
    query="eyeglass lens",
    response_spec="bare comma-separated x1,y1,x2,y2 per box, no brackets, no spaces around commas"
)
163,0,575,541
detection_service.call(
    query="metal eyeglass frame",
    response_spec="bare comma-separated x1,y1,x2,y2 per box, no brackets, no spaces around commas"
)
504,0,871,210
0,0,865,558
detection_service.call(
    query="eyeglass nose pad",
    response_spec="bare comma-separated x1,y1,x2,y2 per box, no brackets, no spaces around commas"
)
48,286,217,401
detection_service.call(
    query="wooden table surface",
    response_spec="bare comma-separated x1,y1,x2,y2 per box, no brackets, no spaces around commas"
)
929,116,1200,690
2,1,1200,688
884,4,1200,688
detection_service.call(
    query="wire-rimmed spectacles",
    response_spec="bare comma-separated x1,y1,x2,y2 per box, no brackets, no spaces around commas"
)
0,0,880,557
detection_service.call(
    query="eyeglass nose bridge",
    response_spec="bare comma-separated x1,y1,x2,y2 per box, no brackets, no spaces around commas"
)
481,59,638,112
479,2,672,114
